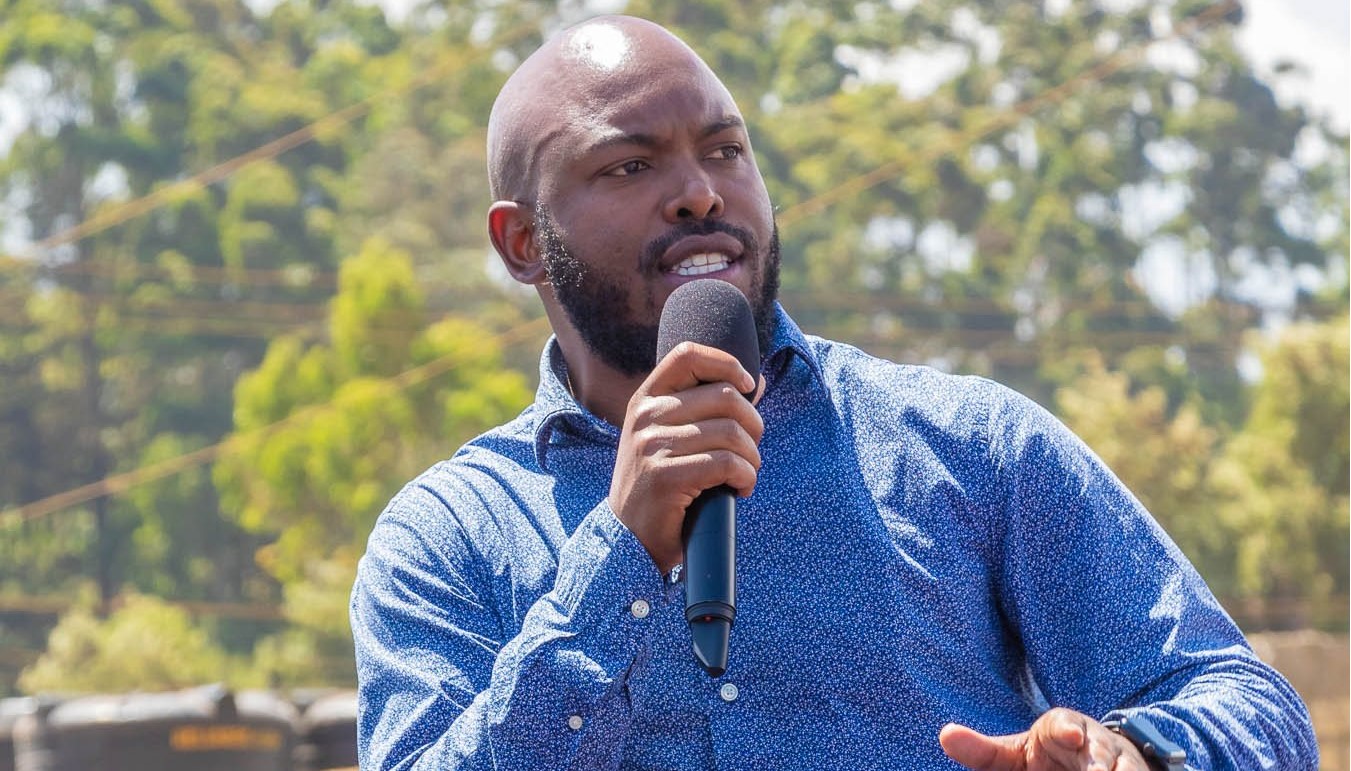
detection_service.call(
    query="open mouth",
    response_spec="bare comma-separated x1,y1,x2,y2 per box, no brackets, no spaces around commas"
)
668,252,733,277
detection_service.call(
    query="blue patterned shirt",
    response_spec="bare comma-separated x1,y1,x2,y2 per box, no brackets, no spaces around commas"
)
351,305,1316,770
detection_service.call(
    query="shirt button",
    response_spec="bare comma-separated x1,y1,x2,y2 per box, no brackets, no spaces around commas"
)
629,599,650,619
719,683,739,703
567,714,584,731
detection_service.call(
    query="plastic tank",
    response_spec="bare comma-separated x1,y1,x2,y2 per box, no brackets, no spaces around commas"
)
13,685,295,771
1,698,37,771
294,690,356,771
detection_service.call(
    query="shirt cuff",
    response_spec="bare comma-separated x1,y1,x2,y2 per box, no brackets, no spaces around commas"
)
523,498,672,682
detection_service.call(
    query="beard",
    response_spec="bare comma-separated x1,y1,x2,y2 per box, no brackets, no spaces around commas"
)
535,208,781,377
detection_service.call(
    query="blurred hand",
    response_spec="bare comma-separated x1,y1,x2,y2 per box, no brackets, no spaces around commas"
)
940,708,1152,771
609,341,764,574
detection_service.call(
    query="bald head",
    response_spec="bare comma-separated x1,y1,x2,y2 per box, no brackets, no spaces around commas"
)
486,16,739,203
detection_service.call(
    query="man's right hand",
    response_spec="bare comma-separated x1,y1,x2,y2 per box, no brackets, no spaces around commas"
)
608,341,764,574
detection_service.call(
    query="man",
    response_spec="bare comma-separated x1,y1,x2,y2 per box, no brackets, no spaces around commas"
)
350,15,1317,770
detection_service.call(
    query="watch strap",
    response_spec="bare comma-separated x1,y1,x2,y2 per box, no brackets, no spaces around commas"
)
1102,714,1187,771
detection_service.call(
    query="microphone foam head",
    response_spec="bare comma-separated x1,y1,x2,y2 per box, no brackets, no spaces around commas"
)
656,279,760,379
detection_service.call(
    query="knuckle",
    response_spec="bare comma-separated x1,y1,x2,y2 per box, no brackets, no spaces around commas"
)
713,417,741,443
713,449,745,476
1045,707,1075,721
630,427,671,458
673,340,699,356
631,395,679,429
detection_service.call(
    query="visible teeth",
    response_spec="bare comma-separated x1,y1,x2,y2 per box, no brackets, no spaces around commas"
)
672,253,731,276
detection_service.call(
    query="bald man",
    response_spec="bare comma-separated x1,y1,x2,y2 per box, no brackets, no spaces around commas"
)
350,16,1317,771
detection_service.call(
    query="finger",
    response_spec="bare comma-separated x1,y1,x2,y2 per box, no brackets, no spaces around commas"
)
1044,708,1088,750
659,449,761,499
652,418,762,472
1023,709,1088,769
750,374,767,406
1084,729,1127,771
639,383,764,441
646,342,756,397
939,723,1027,771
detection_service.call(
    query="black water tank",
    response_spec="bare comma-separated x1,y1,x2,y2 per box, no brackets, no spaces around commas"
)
293,689,356,771
1,698,37,771
13,685,295,771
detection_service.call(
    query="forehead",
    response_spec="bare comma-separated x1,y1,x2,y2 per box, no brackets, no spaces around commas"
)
582,72,735,139
543,47,741,160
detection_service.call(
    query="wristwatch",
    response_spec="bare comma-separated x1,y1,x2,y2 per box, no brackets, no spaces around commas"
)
1102,714,1187,771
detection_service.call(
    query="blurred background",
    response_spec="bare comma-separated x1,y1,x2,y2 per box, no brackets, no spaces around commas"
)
0,0,1346,768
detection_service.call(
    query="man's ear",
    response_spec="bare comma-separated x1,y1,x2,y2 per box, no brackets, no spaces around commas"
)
488,201,548,285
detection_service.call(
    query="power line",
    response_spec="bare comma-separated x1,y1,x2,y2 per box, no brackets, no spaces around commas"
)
0,593,286,621
0,255,342,290
2,1,1238,299
0,3,1247,526
0,315,552,524
9,22,535,263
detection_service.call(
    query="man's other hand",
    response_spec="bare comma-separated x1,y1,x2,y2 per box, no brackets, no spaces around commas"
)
940,708,1153,771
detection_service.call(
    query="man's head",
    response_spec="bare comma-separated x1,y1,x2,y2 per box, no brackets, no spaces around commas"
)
486,16,779,378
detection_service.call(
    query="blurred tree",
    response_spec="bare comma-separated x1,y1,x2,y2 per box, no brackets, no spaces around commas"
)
1207,316,1349,625
0,0,411,611
0,0,431,690
18,591,236,693
623,0,1347,412
1055,314,1348,627
213,238,533,683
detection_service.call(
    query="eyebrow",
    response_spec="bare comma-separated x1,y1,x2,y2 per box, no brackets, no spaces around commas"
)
583,115,746,155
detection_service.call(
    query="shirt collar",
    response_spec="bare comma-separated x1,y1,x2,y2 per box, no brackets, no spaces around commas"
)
531,302,823,469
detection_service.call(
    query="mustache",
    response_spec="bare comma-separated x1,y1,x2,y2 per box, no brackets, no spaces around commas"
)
640,220,758,273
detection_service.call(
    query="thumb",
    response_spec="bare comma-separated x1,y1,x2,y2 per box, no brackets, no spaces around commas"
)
939,723,1028,771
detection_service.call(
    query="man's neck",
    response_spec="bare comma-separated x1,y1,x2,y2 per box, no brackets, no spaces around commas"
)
545,313,646,428
561,348,645,428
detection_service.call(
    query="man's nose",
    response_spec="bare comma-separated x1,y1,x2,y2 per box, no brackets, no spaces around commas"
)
663,167,724,222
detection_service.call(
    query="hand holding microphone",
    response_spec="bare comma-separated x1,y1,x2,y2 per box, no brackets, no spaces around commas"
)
607,279,762,676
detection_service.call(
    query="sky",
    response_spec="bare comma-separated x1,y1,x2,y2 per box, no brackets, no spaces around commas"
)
1,0,1346,261
3,1,1346,163
360,0,1351,133
1235,0,1349,133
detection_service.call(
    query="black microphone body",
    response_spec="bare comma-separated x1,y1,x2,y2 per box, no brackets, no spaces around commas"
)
681,486,737,675
656,279,760,678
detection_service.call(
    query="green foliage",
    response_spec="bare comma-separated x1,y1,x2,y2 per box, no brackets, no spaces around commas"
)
213,239,531,672
0,0,1344,693
215,240,531,582
1055,351,1227,577
242,555,359,688
1245,316,1350,497
1208,318,1349,609
18,592,237,694
1057,316,1349,625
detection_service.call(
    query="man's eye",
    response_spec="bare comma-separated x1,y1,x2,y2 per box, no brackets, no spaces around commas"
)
709,145,742,161
607,160,650,176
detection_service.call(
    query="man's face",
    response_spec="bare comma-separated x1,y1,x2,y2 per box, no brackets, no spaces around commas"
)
529,39,780,375
538,209,780,376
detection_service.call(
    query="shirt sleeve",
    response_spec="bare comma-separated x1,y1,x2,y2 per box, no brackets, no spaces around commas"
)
985,386,1320,770
351,481,672,770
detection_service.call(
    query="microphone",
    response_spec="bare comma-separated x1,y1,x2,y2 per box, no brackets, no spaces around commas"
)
656,278,760,678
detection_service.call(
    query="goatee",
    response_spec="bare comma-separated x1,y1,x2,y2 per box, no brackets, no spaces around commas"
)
536,209,781,378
